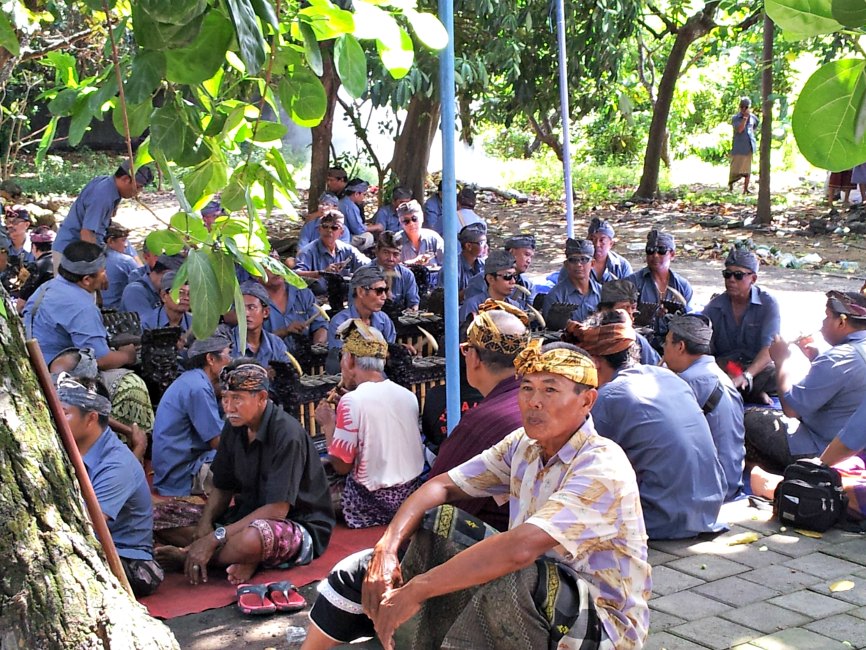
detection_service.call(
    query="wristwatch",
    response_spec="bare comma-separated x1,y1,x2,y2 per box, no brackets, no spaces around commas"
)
214,526,227,547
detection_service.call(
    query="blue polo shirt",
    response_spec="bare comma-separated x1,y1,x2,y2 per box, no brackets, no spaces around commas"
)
53,175,121,254
678,355,745,501
295,239,369,274
373,204,400,233
298,216,352,249
103,249,139,310
9,234,34,265
463,270,535,310
265,282,327,352
837,395,866,452
591,249,633,283
459,289,520,324
784,331,866,455
366,261,419,309
23,277,110,362
445,255,484,293
398,229,444,266
592,365,725,539
228,326,289,366
152,368,223,496
121,274,161,317
423,194,443,235
82,427,154,560
542,276,602,322
702,285,780,362
625,267,694,311
140,305,192,333
338,197,368,237
636,332,661,366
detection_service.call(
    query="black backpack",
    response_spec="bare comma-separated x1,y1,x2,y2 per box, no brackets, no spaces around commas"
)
774,460,847,532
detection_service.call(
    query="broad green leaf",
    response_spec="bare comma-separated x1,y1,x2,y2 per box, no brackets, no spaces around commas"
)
150,100,188,161
403,9,448,50
277,71,327,127
132,2,203,50
139,0,208,26
145,229,186,255
0,11,20,56
165,12,234,85
249,120,287,142
299,7,354,40
766,0,842,37
231,279,247,351
89,75,119,117
265,147,296,192
68,95,95,147
206,249,237,312
299,22,324,75
226,0,267,74
832,0,866,25
112,99,152,137
125,50,166,104
221,177,247,212
335,34,367,99
184,163,214,208
35,116,59,168
170,211,210,244
377,27,414,79
154,149,193,214
250,0,279,29
202,67,225,98
48,88,79,116
185,249,223,339
791,59,866,171
135,138,154,167
43,52,78,86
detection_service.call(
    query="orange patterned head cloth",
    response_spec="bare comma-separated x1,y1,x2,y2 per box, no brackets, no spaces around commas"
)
513,338,598,388
337,318,389,359
466,299,530,355
564,309,636,356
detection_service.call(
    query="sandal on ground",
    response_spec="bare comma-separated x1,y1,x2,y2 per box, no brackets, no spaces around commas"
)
266,580,306,612
236,583,277,616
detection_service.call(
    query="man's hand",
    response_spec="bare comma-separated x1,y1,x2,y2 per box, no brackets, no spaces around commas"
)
731,374,749,391
314,399,336,428
130,423,147,463
118,343,138,365
374,581,423,649
184,534,218,584
285,321,306,334
794,335,819,361
325,261,348,274
768,335,791,364
362,547,403,622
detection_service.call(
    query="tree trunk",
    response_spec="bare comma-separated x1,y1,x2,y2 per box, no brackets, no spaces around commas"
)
633,2,720,200
756,13,774,224
390,93,441,203
308,46,340,212
526,111,564,162
0,291,178,650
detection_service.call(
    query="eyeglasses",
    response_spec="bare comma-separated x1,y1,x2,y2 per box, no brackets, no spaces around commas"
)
400,216,420,224
321,224,341,231
722,270,752,280
496,272,518,281
566,256,592,265
646,246,671,256
364,286,389,296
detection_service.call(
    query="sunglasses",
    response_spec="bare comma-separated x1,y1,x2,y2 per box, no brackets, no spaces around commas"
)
364,286,389,296
400,216,420,224
646,246,671,255
496,272,518,281
566,256,592,265
321,224,342,231
722,270,752,280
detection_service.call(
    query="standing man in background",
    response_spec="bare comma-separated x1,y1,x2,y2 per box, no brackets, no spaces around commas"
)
728,97,758,195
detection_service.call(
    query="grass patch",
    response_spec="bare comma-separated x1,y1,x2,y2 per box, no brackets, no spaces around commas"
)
10,150,118,196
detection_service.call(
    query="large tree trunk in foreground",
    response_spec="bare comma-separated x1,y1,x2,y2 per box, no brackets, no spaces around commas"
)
756,13,774,225
633,2,720,200
0,291,178,650
390,93,440,204
308,47,340,212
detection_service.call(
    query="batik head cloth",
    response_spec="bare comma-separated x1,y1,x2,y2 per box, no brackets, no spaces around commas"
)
466,300,530,355
337,318,389,359
56,372,112,417
565,310,636,356
513,338,598,388
827,290,866,320
220,363,270,392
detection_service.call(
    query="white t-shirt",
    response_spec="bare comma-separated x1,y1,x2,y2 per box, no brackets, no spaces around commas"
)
329,379,425,491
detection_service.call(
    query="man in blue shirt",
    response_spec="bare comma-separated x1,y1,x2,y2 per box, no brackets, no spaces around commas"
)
729,97,759,194
543,238,602,324
702,248,780,404
103,223,139,310
222,281,290,368
5,207,34,265
152,335,231,497
140,270,192,334
586,311,725,539
121,253,184,319
745,290,866,471
371,186,413,235
445,223,486,296
588,217,632,283
663,314,745,501
338,179,372,239
261,269,327,352
467,233,537,310
594,279,660,365
326,266,396,373
58,373,163,596
298,193,349,248
423,181,443,235
395,200,444,267
294,212,370,280
24,241,136,369
369,231,419,311
459,250,521,323
52,160,153,270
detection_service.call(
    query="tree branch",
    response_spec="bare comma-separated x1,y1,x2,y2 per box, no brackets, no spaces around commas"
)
646,3,679,33
336,95,385,177
19,29,94,63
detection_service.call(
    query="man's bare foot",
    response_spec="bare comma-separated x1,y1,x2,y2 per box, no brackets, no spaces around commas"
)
226,562,258,585
750,466,782,500
155,544,187,571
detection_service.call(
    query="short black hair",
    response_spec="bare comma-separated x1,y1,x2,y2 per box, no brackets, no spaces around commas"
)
474,346,517,371
57,240,103,283
392,187,413,202
669,330,711,355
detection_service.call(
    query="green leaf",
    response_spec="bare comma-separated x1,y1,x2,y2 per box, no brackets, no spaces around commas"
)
35,116,59,168
766,0,842,37
832,0,866,26
250,0,279,29
135,138,154,167
250,120,287,142
145,229,186,255
139,0,208,26
206,249,237,312
265,147,296,192
43,52,78,86
126,50,166,104
165,11,234,85
335,34,367,98
112,99,152,138
221,177,247,212
226,0,267,74
792,59,866,171
231,278,247,351
299,22,324,76
48,88,79,116
277,71,327,127
377,27,414,80
68,95,95,147
89,74,119,117
132,1,204,50
403,9,448,50
352,0,394,40
150,99,188,161
170,211,210,244
299,6,354,40
185,249,223,339
0,11,20,57
183,164,214,208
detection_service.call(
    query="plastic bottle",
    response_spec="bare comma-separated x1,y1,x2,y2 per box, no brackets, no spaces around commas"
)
286,626,307,644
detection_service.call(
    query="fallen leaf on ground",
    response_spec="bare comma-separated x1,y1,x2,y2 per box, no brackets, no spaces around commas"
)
725,532,761,546
794,529,823,539
829,580,855,592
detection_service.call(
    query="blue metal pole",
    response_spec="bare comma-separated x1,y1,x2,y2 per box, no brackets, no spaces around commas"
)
555,0,575,238
439,0,460,433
